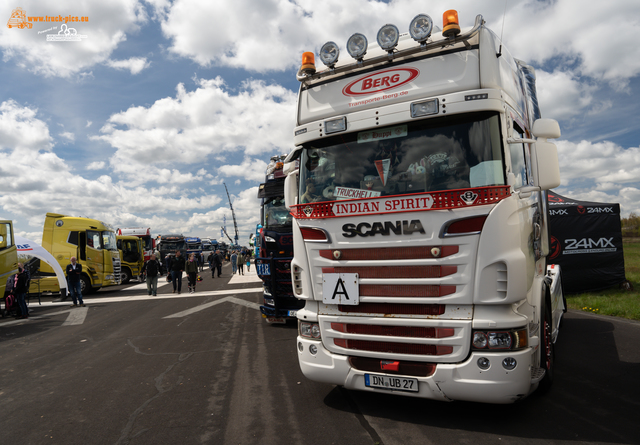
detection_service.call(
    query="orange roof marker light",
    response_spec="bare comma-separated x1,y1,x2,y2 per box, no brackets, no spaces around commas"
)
442,9,461,38
300,52,316,76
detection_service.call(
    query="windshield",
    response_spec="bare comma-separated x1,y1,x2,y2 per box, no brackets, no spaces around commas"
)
186,243,201,250
263,196,292,228
102,231,118,251
298,112,505,203
140,235,152,251
162,241,185,251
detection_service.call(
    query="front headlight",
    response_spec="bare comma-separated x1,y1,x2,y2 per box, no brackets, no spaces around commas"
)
471,328,528,350
300,321,321,339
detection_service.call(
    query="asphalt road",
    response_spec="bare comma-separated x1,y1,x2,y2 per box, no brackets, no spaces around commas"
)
1,262,639,445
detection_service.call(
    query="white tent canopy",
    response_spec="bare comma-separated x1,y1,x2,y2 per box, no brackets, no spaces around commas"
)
15,235,67,297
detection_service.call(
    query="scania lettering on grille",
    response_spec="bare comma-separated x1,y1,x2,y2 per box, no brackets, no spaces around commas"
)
342,67,419,96
342,220,425,237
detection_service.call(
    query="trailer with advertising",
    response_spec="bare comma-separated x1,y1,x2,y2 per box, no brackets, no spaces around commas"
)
39,213,121,294
285,10,565,403
116,235,144,283
256,155,304,323
116,227,155,261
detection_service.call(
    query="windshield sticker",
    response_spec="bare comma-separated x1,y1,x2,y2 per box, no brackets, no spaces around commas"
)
375,158,391,185
358,125,407,144
334,186,381,200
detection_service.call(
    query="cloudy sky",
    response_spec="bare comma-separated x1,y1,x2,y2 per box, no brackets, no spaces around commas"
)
1,0,639,245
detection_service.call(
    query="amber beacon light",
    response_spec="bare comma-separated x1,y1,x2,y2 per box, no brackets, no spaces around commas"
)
442,9,461,38
300,52,316,75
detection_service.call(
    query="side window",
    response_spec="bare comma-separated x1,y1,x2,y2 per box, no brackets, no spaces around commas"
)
68,231,79,246
509,122,530,189
0,223,14,249
87,230,102,250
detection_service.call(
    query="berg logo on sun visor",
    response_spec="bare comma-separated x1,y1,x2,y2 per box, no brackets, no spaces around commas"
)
342,68,420,96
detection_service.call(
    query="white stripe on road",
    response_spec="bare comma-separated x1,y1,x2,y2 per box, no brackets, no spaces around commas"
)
62,306,88,325
163,296,261,318
0,307,87,327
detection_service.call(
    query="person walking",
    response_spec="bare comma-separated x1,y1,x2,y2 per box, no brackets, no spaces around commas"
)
212,250,222,278
186,253,198,294
66,256,84,307
245,251,251,272
12,264,29,319
236,251,244,275
171,250,185,294
230,251,238,275
141,254,161,296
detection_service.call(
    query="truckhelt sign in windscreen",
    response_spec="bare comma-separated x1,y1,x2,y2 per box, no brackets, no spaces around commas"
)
547,191,626,293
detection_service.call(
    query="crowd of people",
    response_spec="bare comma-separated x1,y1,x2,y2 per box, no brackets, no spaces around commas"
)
2,248,255,317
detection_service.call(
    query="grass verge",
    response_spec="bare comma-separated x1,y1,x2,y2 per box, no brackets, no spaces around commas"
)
565,241,639,321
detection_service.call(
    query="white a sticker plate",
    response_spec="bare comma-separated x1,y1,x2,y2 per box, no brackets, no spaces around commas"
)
322,273,359,305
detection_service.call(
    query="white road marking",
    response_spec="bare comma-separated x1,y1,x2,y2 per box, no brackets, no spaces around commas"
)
163,296,261,319
62,306,88,326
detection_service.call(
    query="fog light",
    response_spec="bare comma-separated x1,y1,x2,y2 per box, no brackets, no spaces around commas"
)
472,332,488,349
298,342,303,352
411,99,438,118
309,344,318,355
477,357,490,370
324,116,347,134
264,298,275,306
502,357,517,370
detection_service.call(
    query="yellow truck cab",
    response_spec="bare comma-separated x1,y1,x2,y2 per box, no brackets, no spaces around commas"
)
0,220,19,296
117,235,144,283
39,213,121,294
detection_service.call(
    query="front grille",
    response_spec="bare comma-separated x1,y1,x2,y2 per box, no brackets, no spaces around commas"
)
331,323,454,338
338,303,445,315
359,284,455,297
323,265,456,279
334,338,453,355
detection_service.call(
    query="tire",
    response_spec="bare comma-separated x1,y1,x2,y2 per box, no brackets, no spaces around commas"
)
538,298,555,393
121,268,132,284
80,274,94,295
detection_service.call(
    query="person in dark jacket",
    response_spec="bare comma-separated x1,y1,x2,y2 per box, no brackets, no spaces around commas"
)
186,253,199,293
66,256,84,307
211,250,222,278
12,264,29,319
171,250,185,294
141,254,161,296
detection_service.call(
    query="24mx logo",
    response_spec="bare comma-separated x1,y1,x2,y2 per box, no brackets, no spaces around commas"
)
587,207,614,213
549,209,568,216
565,237,615,250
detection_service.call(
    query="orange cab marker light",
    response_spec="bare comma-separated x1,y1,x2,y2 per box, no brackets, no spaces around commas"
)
442,9,461,38
300,52,316,75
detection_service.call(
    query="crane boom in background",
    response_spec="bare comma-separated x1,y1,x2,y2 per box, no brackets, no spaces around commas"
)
224,183,239,246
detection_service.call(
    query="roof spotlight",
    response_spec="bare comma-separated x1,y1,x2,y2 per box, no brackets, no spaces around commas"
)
319,41,340,67
409,14,433,44
346,33,368,60
377,24,399,52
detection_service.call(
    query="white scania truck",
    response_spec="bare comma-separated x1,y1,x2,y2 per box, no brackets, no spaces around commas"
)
284,10,565,403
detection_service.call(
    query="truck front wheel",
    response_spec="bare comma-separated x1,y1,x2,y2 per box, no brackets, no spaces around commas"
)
80,274,95,295
121,268,132,284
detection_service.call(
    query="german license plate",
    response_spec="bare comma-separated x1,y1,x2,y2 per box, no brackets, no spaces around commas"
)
287,310,298,317
364,374,418,392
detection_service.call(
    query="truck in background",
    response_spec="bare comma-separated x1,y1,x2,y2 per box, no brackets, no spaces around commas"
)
40,212,121,294
286,10,564,403
0,220,19,296
116,227,155,261
116,235,144,283
158,234,186,269
256,155,304,323
185,236,203,259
